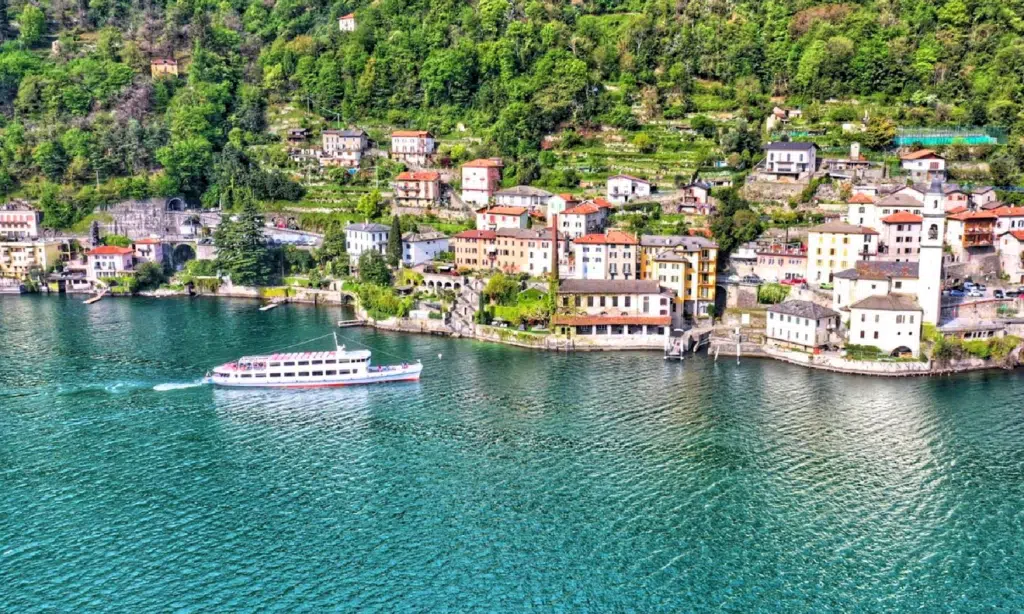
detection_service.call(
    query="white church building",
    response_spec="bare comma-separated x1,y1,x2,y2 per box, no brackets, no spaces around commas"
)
833,177,945,356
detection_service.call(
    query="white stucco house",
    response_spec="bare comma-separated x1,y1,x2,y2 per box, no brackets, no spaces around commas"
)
401,231,450,266
848,293,923,357
345,222,389,263
765,300,839,351
607,175,651,204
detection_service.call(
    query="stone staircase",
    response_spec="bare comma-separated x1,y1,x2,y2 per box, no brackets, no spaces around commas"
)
449,278,483,336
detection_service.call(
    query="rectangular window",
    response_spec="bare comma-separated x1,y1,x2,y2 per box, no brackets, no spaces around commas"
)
270,373,281,378
324,359,337,364
298,372,310,377
325,370,337,376
874,331,879,339
269,362,281,367
311,360,323,365
240,374,252,378
588,296,594,307
624,296,631,308
297,361,309,366
599,297,606,307
284,373,295,377
255,374,266,378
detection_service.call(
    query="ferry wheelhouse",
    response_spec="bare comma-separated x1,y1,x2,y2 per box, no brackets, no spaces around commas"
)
205,337,422,388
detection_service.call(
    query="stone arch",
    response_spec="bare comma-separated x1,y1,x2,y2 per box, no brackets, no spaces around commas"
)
172,243,196,269
890,346,913,357
166,197,188,212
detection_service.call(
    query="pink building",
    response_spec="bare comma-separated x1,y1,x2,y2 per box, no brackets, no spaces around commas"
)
390,130,435,165
753,246,808,282
878,212,921,262
87,246,135,281
461,159,504,207
0,202,42,240
394,171,441,207
475,206,529,231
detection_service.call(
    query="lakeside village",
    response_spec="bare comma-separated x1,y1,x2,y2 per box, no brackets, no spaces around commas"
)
5,123,1024,377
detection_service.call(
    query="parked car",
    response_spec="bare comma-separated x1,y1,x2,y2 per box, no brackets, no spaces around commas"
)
946,289,966,298
819,282,834,290
994,289,1005,299
780,277,806,286
1007,290,1022,298
963,281,976,290
976,284,987,291
967,289,983,298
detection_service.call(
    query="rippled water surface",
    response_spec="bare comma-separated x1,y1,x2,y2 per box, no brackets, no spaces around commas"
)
2,296,1024,611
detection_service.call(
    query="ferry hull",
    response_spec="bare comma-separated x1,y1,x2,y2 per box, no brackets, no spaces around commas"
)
207,365,422,388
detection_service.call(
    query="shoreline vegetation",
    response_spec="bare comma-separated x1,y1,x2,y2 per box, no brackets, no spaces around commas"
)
32,288,1022,378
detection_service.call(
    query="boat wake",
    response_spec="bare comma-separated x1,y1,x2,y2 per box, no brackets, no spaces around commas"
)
153,381,206,392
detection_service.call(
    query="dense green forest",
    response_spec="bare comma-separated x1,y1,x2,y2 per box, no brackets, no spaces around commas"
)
2,0,1024,227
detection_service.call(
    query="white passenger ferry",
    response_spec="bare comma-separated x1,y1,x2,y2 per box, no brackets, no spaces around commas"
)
205,335,422,388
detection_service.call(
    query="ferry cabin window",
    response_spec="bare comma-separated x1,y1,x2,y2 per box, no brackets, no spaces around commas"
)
283,362,296,366
325,370,337,376
269,362,281,367
284,373,295,377
311,360,323,365
270,373,281,378
312,371,323,376
255,373,266,378
339,369,350,375
324,359,337,364
298,372,310,377
297,361,310,366
240,374,252,378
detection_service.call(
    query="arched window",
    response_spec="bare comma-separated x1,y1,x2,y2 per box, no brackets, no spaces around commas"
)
928,224,938,240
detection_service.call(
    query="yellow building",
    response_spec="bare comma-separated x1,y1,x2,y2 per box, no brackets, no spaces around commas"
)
639,235,718,321
0,240,65,280
805,222,879,284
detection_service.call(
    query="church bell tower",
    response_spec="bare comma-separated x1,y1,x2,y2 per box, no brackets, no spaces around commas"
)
918,177,945,325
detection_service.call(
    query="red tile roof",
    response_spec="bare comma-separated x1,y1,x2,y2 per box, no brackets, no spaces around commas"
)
340,12,355,19
556,193,579,202
948,210,998,221
463,158,503,168
551,315,671,327
847,193,875,204
396,171,440,181
453,229,496,240
1008,231,1024,242
392,130,431,137
573,230,638,245
900,149,943,160
88,246,134,256
134,238,164,244
881,212,923,224
477,206,527,216
990,206,1024,217
946,205,969,215
562,203,601,215
592,197,614,209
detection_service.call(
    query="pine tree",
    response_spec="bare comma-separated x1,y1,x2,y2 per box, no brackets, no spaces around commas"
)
386,215,402,267
214,193,270,286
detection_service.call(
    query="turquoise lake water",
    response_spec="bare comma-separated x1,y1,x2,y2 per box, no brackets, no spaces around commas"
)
2,296,1023,611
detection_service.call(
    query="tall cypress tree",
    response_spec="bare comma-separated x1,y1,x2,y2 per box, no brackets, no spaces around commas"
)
0,0,9,42
386,215,402,268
